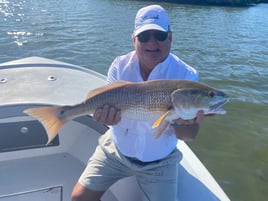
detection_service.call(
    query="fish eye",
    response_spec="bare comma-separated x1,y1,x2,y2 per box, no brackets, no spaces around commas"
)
208,91,215,98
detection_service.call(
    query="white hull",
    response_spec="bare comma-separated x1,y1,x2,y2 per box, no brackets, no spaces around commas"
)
0,57,230,201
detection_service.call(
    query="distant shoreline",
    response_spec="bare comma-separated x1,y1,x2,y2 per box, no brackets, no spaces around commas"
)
149,0,268,6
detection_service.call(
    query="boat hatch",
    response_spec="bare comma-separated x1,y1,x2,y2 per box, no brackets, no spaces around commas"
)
0,186,62,201
0,120,59,153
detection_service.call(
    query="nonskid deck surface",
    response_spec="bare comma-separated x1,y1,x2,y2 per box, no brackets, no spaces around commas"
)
0,153,84,201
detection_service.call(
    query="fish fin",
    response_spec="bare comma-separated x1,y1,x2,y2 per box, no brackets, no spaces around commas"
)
87,80,133,99
24,106,68,145
154,121,169,138
152,111,170,128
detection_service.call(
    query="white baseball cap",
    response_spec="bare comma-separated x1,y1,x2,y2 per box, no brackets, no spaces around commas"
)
133,5,170,37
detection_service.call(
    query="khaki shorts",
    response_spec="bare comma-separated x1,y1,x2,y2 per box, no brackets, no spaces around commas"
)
78,130,182,201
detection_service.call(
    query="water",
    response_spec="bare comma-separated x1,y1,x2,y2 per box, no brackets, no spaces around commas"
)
1,0,268,200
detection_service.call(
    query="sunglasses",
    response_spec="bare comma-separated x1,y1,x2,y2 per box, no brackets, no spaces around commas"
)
137,31,169,43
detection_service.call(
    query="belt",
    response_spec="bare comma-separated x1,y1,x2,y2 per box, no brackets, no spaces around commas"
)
125,156,160,166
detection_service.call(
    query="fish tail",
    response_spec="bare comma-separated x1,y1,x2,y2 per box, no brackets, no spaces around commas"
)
24,106,68,145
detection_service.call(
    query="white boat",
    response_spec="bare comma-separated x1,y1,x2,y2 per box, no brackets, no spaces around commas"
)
0,57,230,201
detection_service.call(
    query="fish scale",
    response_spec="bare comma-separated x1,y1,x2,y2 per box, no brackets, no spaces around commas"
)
86,83,173,121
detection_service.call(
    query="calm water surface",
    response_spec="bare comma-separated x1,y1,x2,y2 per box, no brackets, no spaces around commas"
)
1,0,268,200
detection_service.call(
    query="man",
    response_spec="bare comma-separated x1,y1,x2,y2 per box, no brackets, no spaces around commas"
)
72,5,206,201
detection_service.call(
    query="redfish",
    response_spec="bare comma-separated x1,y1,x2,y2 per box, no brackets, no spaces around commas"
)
24,80,229,144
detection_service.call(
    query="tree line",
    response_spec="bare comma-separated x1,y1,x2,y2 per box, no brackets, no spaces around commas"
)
145,0,267,6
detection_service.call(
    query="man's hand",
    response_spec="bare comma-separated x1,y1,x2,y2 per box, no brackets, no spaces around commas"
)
172,111,216,141
93,104,121,125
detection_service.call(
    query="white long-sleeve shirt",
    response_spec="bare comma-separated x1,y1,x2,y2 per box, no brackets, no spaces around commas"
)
107,51,199,162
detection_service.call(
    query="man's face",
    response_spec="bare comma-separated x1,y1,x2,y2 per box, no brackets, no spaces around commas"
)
133,30,172,69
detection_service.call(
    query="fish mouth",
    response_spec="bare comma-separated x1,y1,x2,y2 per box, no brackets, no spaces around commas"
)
209,99,229,113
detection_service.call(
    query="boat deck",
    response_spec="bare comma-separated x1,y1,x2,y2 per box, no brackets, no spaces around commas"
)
0,153,83,201
0,116,123,201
